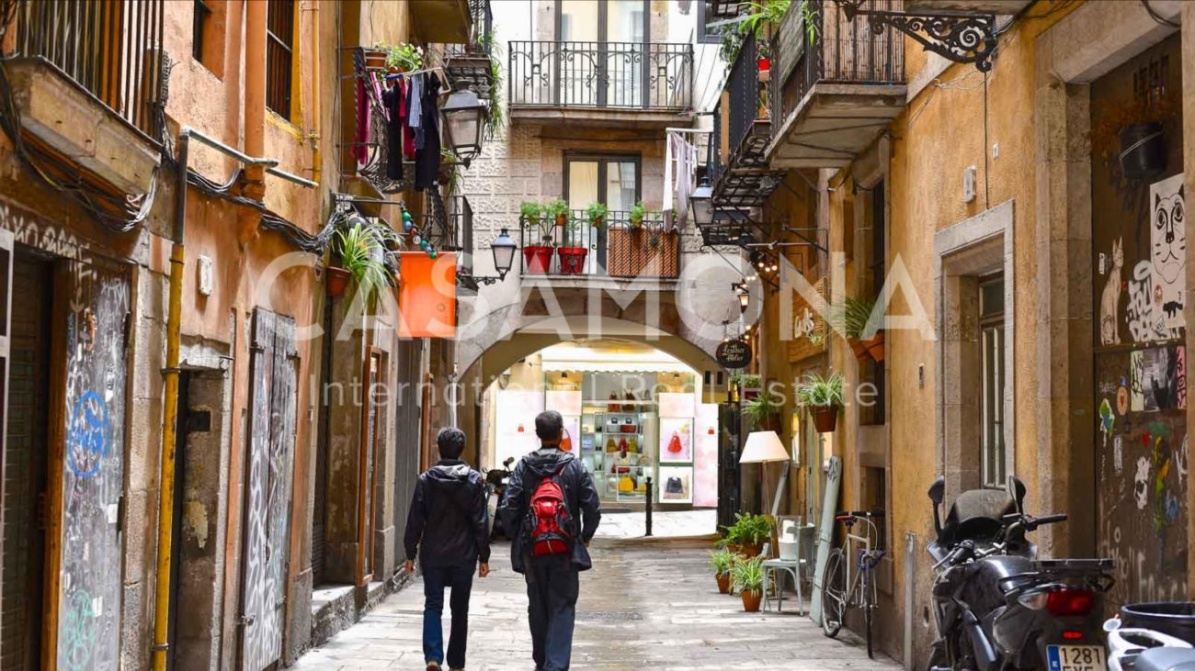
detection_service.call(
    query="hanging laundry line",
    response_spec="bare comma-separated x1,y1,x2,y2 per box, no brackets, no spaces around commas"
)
664,128,711,221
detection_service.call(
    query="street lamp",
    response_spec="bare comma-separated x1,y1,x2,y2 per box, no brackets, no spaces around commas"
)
734,282,749,314
490,228,517,280
690,176,714,227
441,84,488,166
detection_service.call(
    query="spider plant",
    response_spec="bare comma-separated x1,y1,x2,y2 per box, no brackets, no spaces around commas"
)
796,371,844,409
335,221,388,306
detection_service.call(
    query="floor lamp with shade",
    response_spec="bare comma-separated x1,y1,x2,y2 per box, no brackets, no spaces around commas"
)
739,430,791,518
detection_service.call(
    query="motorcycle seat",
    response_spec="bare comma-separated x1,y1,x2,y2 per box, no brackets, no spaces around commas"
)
942,489,1017,545
1135,648,1195,671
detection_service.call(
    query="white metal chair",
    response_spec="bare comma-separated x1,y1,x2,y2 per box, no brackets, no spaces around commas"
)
761,519,813,613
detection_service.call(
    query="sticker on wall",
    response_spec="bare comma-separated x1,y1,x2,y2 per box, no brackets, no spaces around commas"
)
1117,385,1130,415
1099,237,1124,346
1130,346,1186,412
1098,398,1115,445
1150,173,1186,331
1114,435,1124,476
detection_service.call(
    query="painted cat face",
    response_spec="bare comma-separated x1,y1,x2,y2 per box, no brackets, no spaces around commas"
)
1154,184,1186,283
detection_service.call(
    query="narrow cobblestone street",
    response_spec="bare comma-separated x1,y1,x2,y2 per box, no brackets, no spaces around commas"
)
293,541,900,670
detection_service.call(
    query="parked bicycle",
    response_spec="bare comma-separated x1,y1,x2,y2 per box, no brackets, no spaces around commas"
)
821,510,886,658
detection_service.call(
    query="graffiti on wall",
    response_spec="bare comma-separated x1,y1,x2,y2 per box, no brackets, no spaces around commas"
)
238,310,297,671
1150,174,1186,331
57,263,128,671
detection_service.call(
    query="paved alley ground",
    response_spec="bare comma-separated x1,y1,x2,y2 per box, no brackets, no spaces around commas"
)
293,541,901,670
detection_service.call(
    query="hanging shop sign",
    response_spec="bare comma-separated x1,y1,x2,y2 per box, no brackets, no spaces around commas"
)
716,338,752,369
399,251,457,338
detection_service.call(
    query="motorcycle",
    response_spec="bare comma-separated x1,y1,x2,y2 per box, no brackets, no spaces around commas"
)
926,475,1114,671
1105,603,1195,671
484,457,515,540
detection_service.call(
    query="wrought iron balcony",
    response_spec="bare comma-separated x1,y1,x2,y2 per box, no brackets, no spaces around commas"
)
440,0,494,97
6,0,167,143
766,0,906,169
508,41,694,124
517,210,681,279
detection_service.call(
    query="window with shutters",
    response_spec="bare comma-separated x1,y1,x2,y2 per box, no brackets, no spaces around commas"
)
266,0,295,120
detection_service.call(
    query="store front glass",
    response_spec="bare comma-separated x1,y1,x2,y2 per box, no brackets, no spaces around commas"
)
486,341,720,508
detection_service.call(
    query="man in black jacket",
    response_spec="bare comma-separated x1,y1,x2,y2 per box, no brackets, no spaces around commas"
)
404,427,491,671
500,410,601,671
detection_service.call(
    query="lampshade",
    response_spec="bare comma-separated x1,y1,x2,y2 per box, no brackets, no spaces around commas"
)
739,430,790,464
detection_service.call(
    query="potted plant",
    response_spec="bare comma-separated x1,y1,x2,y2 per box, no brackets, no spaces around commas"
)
709,549,735,595
842,296,874,361
520,202,553,274
743,390,783,431
546,199,570,227
732,372,762,400
797,371,844,433
557,220,589,275
721,512,771,559
586,201,608,228
377,41,423,72
331,221,388,305
1090,91,1180,181
731,556,766,613
629,201,647,229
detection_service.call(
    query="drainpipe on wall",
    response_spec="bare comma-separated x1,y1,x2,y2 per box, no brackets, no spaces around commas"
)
150,129,189,671
241,0,268,243
307,0,321,184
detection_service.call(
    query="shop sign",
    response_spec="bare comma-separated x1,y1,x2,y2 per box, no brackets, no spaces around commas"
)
716,338,752,369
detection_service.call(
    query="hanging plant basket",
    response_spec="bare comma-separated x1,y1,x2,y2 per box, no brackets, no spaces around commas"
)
863,332,886,362
1119,122,1167,180
326,266,351,297
363,49,387,70
847,337,869,361
812,405,839,433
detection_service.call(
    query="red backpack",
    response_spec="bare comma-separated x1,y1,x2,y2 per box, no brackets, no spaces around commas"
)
528,466,574,557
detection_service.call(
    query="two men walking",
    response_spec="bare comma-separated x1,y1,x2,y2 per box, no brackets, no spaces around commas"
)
405,411,601,671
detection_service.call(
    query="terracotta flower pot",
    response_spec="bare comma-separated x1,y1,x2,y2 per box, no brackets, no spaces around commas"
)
592,216,603,228
558,247,588,275
523,246,554,274
738,543,762,559
326,266,350,297
716,573,731,594
741,589,763,613
848,337,869,361
555,214,567,227
812,405,839,433
864,332,886,362
364,50,387,70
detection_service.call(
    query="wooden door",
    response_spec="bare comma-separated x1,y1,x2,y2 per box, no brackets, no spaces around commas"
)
45,258,129,671
237,309,297,671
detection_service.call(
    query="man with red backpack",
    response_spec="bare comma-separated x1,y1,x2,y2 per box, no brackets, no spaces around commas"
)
500,410,601,671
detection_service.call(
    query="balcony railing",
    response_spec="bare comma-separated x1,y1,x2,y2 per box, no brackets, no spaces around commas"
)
443,0,492,58
509,41,694,112
519,210,680,278
8,0,167,143
771,0,905,141
449,195,473,278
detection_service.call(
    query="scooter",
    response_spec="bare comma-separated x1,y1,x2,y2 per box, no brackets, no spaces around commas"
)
485,457,515,540
1105,617,1192,671
926,475,1114,671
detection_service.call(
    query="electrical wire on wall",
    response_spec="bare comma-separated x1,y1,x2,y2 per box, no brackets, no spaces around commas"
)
187,168,336,254
0,51,171,233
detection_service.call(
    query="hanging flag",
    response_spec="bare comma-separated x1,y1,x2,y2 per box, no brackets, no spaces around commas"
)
398,251,456,338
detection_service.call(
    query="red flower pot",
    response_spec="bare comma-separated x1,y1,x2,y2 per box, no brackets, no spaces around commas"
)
558,247,588,275
848,337,870,361
523,246,554,274
863,332,886,362
326,266,350,297
812,405,839,433
716,573,731,595
741,589,763,612
757,57,770,72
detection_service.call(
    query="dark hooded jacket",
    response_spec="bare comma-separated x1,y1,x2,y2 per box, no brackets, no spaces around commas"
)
404,460,491,568
499,447,601,574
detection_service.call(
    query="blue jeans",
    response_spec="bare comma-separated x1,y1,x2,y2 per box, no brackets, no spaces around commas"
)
422,564,475,668
525,554,579,671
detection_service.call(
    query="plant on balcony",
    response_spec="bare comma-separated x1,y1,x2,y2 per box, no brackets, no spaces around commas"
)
585,201,608,227
520,202,554,274
628,202,647,229
481,32,504,140
519,201,543,224
796,370,844,433
545,199,570,227
331,221,388,305
558,220,589,276
376,41,423,72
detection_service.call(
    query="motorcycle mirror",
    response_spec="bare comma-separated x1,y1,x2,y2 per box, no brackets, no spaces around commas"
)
928,476,946,504
1103,617,1121,633
504,457,515,468
1006,475,1027,513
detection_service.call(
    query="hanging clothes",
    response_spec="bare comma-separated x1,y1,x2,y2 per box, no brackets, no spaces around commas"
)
407,72,425,150
382,77,405,180
354,75,370,164
676,135,697,220
414,73,442,191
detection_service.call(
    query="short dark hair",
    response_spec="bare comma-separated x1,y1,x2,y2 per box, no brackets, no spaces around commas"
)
535,410,563,442
436,427,466,459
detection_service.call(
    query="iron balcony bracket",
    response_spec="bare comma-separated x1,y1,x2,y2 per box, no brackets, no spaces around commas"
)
836,0,998,72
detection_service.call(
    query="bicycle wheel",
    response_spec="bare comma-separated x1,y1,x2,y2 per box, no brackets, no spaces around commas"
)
821,548,846,638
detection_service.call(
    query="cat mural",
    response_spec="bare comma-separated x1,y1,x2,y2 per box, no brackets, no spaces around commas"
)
1151,173,1186,331
1100,237,1124,346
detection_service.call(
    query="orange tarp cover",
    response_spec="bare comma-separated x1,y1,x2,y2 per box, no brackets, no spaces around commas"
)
398,251,456,338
